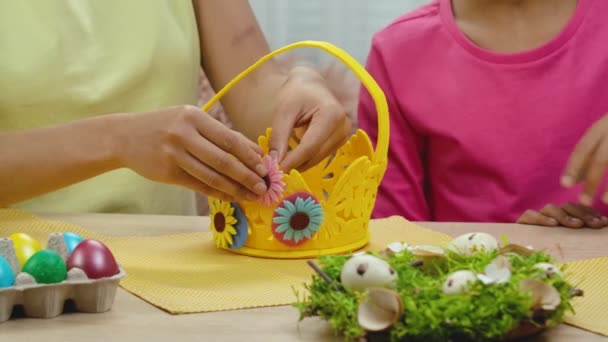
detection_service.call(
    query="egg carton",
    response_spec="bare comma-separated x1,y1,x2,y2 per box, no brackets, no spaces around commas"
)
0,233,126,322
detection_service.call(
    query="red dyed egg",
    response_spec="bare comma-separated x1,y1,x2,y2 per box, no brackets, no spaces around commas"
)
67,240,119,279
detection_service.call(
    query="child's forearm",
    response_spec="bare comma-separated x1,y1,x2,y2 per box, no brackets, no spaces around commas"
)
0,115,123,207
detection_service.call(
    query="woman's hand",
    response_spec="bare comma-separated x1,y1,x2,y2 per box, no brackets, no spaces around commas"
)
268,66,352,172
516,203,608,229
118,105,268,202
562,114,608,205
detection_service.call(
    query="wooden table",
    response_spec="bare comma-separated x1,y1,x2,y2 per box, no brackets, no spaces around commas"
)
3,213,607,341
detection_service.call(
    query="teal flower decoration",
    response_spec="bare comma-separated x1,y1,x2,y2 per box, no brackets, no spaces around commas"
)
272,192,324,246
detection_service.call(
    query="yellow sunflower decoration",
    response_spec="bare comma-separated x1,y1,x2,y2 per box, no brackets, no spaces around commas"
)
209,199,238,248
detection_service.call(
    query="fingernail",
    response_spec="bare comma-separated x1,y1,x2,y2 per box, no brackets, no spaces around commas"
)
253,182,267,195
269,150,279,160
580,194,593,206
569,217,582,224
256,163,268,176
591,217,600,225
601,216,608,223
561,176,574,188
547,218,559,226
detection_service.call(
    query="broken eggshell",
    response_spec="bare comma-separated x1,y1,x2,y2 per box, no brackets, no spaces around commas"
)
479,255,512,285
533,263,563,277
412,245,446,258
357,288,403,332
519,279,561,311
443,270,477,294
500,244,535,257
340,254,397,292
386,242,411,254
447,232,498,255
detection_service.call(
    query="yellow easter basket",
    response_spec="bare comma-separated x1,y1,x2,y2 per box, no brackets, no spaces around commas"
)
205,41,389,259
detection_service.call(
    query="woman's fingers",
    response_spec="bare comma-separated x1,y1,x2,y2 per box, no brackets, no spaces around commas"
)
173,168,234,203
193,109,268,177
176,150,259,201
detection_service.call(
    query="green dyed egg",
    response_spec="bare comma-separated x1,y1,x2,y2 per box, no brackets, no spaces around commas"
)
22,249,67,284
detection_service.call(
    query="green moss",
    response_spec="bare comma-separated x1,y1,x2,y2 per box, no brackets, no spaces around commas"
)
294,249,576,341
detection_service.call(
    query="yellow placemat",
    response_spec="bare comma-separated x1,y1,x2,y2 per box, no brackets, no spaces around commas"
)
0,209,606,337
0,210,450,313
562,257,608,336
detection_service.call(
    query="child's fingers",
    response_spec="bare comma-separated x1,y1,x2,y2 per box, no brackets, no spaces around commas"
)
579,137,608,205
516,209,559,227
280,105,349,172
562,125,601,188
540,204,583,228
563,203,608,229
576,204,608,224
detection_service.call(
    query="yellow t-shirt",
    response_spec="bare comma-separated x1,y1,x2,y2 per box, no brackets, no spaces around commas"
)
0,0,201,215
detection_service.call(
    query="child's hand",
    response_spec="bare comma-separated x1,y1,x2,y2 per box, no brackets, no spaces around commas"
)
516,203,608,229
562,115,608,205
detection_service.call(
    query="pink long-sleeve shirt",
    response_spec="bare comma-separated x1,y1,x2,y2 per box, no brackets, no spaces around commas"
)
358,0,608,222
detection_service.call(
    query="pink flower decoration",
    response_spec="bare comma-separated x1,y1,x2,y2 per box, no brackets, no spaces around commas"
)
260,155,285,206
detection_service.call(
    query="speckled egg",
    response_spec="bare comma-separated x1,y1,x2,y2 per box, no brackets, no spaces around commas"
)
447,232,498,255
443,270,477,294
340,254,397,291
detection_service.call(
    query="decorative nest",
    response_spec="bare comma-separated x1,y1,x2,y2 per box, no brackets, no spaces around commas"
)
295,232,583,341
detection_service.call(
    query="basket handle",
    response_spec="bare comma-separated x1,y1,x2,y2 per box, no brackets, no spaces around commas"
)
202,40,389,163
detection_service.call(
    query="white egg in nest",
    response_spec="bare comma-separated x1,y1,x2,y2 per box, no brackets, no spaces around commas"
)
534,262,563,277
340,254,397,292
447,232,498,255
443,270,477,294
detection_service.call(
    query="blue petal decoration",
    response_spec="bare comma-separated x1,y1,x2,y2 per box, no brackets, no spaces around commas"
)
303,229,312,239
284,200,297,213
294,230,304,242
276,207,292,217
295,197,305,210
284,229,294,240
272,192,326,246
302,199,316,211
276,223,290,233
229,203,249,249
272,215,290,224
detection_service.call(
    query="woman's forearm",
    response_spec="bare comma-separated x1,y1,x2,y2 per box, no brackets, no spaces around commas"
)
0,114,123,207
193,0,286,140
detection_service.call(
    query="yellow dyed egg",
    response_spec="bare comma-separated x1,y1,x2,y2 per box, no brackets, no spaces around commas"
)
10,233,42,267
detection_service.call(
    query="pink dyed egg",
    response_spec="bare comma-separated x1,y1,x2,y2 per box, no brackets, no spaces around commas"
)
67,240,119,279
